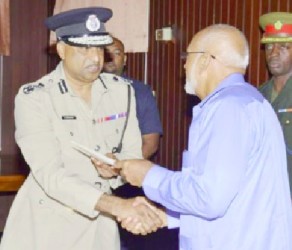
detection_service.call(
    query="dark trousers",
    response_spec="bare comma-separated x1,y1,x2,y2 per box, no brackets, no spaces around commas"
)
113,184,179,250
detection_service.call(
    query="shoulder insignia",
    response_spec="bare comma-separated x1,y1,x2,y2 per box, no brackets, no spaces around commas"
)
98,73,133,86
122,77,133,84
23,82,45,94
112,74,133,85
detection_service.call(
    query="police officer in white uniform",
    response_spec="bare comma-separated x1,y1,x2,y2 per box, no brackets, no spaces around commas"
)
0,7,162,250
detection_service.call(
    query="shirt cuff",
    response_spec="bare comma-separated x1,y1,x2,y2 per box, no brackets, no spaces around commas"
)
166,209,180,229
142,164,169,202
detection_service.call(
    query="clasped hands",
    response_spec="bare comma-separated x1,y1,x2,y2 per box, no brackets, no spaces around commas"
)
113,196,166,235
91,156,166,235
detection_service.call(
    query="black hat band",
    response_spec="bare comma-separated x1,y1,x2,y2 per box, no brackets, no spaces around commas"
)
56,22,106,38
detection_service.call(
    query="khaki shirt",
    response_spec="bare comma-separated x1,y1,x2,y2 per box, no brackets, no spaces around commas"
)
0,63,142,250
259,77,292,195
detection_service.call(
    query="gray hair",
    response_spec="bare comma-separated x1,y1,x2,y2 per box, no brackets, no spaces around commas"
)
199,24,249,69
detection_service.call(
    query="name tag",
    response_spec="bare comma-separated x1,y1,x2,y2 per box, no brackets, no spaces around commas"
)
62,115,77,120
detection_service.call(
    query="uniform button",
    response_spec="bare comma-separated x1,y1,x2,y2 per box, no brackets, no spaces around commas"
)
285,120,290,125
39,199,44,205
94,145,100,151
95,182,102,188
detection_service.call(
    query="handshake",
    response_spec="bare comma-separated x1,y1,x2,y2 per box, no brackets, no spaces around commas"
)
92,157,167,235
112,195,166,235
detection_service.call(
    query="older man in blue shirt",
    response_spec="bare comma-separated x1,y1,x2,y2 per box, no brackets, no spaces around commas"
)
110,24,292,250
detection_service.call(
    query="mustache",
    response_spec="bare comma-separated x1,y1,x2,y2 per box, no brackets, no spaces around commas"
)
86,63,101,68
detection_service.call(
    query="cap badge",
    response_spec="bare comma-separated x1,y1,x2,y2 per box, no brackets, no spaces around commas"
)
86,15,101,32
274,20,283,30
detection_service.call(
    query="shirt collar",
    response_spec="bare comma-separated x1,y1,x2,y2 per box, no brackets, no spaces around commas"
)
199,73,245,108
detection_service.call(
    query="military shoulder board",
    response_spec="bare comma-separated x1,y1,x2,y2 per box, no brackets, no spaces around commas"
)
23,82,45,94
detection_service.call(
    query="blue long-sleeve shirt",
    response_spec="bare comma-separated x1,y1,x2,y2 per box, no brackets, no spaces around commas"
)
122,75,163,135
143,74,292,250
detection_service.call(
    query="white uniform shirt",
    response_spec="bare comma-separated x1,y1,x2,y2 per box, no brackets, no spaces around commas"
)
0,63,142,250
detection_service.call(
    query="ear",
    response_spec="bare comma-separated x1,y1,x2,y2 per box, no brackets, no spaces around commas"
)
123,54,127,66
198,53,211,72
56,42,66,60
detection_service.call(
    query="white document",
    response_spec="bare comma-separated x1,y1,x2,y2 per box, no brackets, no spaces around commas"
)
71,141,116,166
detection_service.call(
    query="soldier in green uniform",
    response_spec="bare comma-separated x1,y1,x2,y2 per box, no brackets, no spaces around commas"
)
259,12,292,196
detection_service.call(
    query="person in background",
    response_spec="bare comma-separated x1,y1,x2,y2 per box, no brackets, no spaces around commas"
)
112,24,292,250
259,12,292,196
0,7,162,250
103,37,163,159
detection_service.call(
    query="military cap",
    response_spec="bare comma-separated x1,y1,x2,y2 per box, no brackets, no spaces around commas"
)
45,7,113,47
259,12,292,43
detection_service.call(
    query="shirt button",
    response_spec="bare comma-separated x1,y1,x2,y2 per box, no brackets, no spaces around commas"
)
39,199,44,205
95,145,100,151
95,182,102,188
92,119,96,125
70,132,74,136
285,120,290,125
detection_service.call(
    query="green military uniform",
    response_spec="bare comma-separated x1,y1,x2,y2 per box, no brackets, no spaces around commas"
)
259,78,292,194
259,12,292,195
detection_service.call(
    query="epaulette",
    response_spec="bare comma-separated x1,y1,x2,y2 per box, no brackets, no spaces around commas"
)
21,76,55,95
22,82,45,94
99,73,133,85
121,77,133,85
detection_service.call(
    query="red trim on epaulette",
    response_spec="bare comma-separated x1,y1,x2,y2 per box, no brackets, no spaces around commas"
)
265,23,292,35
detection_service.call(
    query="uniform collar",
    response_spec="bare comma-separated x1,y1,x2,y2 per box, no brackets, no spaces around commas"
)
55,62,107,96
